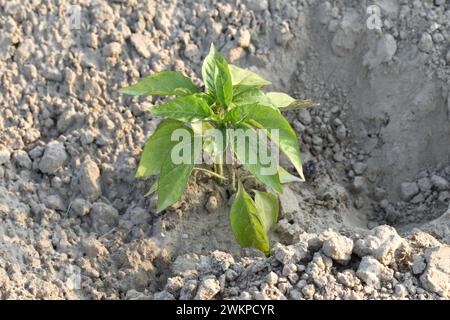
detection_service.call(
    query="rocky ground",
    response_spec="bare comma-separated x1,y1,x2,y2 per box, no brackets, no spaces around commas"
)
0,0,449,300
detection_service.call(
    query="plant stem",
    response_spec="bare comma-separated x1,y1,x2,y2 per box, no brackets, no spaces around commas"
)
213,162,225,184
231,157,237,193
195,167,227,181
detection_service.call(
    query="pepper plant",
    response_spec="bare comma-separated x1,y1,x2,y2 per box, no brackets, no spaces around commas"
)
120,44,315,255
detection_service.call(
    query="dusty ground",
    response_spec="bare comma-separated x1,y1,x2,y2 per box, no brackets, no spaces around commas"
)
0,0,450,299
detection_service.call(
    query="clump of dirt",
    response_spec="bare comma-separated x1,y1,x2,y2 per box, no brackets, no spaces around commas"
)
0,0,449,299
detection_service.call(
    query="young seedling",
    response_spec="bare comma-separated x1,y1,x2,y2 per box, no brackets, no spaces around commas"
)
120,44,316,256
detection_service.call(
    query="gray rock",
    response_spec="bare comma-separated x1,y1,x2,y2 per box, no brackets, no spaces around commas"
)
265,272,279,285
400,182,419,201
103,42,122,57
274,243,297,265
282,263,298,276
446,47,450,64
130,34,150,58
14,38,34,63
91,202,119,233
184,43,201,63
243,0,268,11
331,9,362,57
418,33,433,53
39,141,68,174
194,276,220,300
298,109,312,125
363,34,397,69
70,198,91,217
431,175,449,191
45,194,65,211
417,177,432,192
0,147,11,165
335,125,347,141
352,176,366,193
353,162,367,175
356,256,393,289
412,255,427,275
12,150,32,169
322,233,354,264
79,159,102,201
317,2,332,25
353,225,403,265
82,237,108,258
179,280,198,300
420,246,450,297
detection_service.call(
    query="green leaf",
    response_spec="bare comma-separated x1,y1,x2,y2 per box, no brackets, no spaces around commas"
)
230,123,282,193
239,104,305,181
229,64,272,87
233,87,273,108
267,92,319,110
144,180,158,197
202,44,233,107
135,120,191,178
266,92,296,109
215,57,233,107
230,182,270,255
150,95,213,122
254,190,279,232
278,166,303,183
156,126,202,212
119,71,198,96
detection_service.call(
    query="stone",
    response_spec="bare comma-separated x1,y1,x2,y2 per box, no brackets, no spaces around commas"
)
194,277,220,300
103,42,122,57
130,34,150,58
317,2,332,25
418,33,433,53
91,202,119,233
412,255,426,275
12,150,32,169
446,47,450,64
400,182,419,201
274,243,297,265
420,246,450,297
238,29,251,48
205,195,218,214
70,198,91,217
265,272,279,285
353,162,367,175
353,225,403,265
298,109,312,125
331,9,362,57
335,125,347,141
243,0,268,11
417,177,432,192
322,233,354,264
356,256,393,289
82,237,109,258
363,34,397,69
282,263,298,276
0,147,11,165
431,175,449,191
184,43,201,63
45,195,65,211
39,141,68,174
79,159,102,201
351,176,366,193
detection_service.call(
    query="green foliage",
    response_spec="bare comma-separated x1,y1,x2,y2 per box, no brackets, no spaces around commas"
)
120,43,316,256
